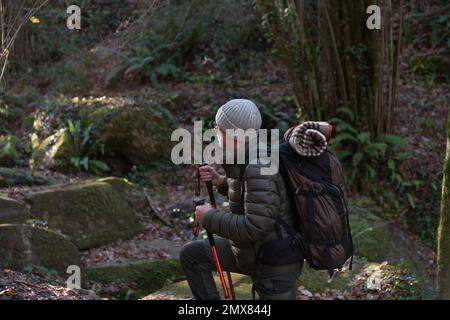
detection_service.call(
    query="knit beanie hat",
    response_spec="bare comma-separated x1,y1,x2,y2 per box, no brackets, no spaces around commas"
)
215,99,262,130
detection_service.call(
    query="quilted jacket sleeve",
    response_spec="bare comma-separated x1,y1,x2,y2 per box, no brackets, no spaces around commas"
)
202,165,280,242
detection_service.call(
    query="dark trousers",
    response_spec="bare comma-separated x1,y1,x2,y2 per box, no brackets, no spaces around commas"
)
179,237,301,300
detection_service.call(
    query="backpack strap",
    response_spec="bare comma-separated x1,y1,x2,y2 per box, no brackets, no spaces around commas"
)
296,188,323,243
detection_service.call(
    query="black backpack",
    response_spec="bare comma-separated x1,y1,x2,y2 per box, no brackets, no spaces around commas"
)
278,141,354,277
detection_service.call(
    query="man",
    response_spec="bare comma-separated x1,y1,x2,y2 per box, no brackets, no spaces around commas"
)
179,99,302,300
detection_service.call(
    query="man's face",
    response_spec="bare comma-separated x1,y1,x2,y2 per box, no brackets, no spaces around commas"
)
214,123,234,151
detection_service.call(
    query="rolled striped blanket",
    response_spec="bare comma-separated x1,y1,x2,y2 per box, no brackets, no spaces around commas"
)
284,121,333,157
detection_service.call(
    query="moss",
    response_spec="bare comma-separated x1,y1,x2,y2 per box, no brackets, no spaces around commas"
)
142,272,250,300
0,224,82,277
87,259,183,299
350,214,392,262
437,111,450,299
25,181,144,249
297,262,363,293
0,196,27,224
0,167,53,188
0,141,19,167
0,135,25,167
30,128,75,170
96,106,174,166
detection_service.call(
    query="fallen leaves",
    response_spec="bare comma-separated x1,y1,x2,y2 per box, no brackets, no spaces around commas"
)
0,269,100,300
80,220,192,267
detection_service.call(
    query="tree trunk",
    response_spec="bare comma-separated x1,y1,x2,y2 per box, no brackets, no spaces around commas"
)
437,111,450,299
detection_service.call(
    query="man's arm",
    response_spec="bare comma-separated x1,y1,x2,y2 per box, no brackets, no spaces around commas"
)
216,177,229,197
202,165,279,242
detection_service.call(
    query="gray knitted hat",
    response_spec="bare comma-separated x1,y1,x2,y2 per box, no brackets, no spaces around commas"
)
215,99,262,130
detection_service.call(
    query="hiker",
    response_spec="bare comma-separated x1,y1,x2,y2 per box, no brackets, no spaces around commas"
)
179,99,303,300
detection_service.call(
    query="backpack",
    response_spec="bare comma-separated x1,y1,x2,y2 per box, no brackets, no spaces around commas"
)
278,140,354,277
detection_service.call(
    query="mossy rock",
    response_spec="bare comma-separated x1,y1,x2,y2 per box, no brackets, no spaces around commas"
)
25,181,144,249
0,224,82,277
30,128,75,171
90,106,174,172
141,267,359,300
78,177,148,214
0,135,21,167
142,272,252,300
0,167,53,188
349,205,434,277
0,196,28,224
142,261,424,300
87,259,184,299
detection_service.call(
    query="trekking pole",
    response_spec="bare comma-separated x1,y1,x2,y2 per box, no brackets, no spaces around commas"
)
203,178,236,300
195,164,235,300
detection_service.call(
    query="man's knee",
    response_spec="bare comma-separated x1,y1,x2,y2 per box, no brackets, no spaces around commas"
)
179,240,205,267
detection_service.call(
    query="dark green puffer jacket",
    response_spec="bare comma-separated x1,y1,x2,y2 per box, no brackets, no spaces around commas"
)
203,161,298,275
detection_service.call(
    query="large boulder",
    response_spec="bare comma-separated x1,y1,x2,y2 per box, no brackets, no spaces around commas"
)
87,259,183,299
88,177,149,214
0,167,53,188
0,196,27,224
25,180,144,249
0,224,81,276
89,105,174,171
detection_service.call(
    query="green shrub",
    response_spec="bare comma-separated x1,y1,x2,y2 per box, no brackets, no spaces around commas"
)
330,107,421,216
106,0,266,85
66,120,110,174
0,135,29,167
406,171,442,247
10,0,138,68
0,137,20,167
45,62,89,94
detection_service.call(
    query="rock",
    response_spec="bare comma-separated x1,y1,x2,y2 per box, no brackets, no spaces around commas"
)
296,262,363,294
0,224,82,276
92,177,148,214
87,259,183,299
92,105,174,171
349,209,433,276
142,272,252,300
30,129,74,171
25,180,144,249
0,135,21,167
142,261,424,300
0,196,27,224
0,167,53,188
